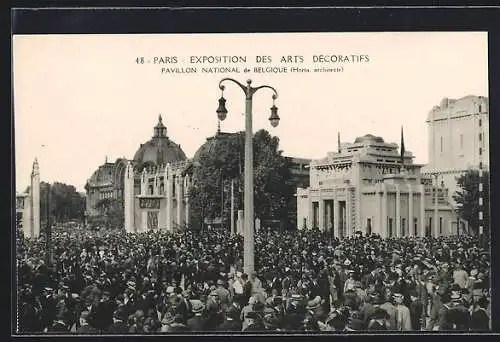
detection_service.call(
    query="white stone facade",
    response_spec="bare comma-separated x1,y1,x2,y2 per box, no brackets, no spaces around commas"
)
123,160,191,233
297,135,458,238
423,95,489,206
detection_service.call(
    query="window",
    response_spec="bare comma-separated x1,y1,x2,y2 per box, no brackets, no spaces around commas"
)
479,119,482,127
401,218,406,237
479,104,482,112
479,133,482,141
440,136,443,153
160,183,164,194
172,175,176,197
439,217,443,235
367,218,372,235
479,147,482,156
460,134,463,149
428,217,432,237
148,185,153,195
388,218,393,237
303,218,307,229
414,218,418,236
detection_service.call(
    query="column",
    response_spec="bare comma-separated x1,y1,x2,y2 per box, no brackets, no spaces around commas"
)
139,169,147,233
374,184,381,236
24,196,32,238
346,189,352,237
395,184,401,237
419,184,426,237
31,159,40,238
408,185,413,237
166,164,173,232
124,161,135,233
308,194,314,229
382,183,388,238
333,198,340,238
185,175,190,227
318,189,325,231
176,172,182,228
433,184,439,237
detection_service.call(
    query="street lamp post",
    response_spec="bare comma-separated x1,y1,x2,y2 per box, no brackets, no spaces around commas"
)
216,78,279,275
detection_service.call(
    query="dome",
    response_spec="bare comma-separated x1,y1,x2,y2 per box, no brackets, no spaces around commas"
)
354,134,385,144
133,115,187,169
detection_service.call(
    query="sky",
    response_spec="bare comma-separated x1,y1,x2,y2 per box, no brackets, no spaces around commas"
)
13,32,488,193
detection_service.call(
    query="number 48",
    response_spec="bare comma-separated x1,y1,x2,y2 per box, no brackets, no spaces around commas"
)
136,57,145,64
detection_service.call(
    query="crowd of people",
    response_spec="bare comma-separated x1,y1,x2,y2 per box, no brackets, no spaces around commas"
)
16,226,491,333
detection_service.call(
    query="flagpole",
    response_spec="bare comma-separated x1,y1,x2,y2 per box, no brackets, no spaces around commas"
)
400,126,405,171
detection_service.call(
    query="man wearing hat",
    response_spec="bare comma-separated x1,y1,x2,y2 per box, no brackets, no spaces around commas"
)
241,273,253,306
346,310,365,331
447,290,470,331
217,305,242,331
394,293,412,331
164,314,190,333
40,287,57,332
187,299,206,331
379,291,397,330
159,310,176,333
359,292,376,328
93,291,116,333
408,290,423,331
250,271,263,295
107,308,129,334
76,311,99,334
48,309,70,333
452,263,468,289
214,278,231,311
242,311,265,332
426,284,447,331
470,297,490,331
367,307,389,330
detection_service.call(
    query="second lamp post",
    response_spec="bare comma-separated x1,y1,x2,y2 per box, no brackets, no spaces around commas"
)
216,78,280,275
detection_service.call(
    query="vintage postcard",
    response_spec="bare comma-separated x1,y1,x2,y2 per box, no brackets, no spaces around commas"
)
13,31,490,334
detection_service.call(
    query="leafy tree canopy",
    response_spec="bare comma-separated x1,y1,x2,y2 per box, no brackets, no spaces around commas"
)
453,169,490,235
26,182,86,224
188,129,294,228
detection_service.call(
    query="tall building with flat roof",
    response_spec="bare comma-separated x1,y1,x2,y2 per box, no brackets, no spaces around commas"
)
422,95,489,206
297,134,458,238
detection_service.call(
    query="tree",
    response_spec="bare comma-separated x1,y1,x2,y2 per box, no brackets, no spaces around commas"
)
29,182,86,225
188,129,295,230
453,169,490,235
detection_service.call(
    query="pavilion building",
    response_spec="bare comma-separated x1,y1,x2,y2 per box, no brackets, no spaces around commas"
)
296,133,456,238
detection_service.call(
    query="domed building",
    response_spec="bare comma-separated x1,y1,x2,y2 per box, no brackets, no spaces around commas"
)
85,116,311,233
133,115,187,171
85,115,192,232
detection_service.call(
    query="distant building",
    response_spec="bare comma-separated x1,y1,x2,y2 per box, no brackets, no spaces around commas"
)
16,159,40,238
85,118,311,232
297,134,458,238
85,116,191,232
422,95,489,206
286,157,310,189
